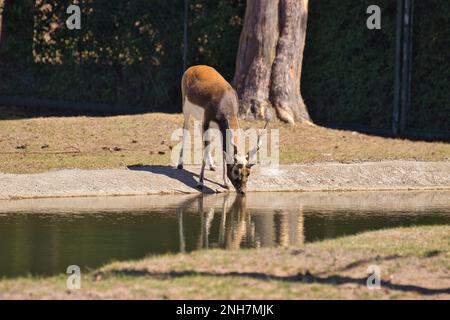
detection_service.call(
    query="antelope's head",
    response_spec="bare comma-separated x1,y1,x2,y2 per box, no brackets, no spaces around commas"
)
227,121,268,196
227,156,253,197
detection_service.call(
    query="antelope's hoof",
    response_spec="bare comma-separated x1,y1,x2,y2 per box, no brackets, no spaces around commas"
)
223,184,230,190
196,183,204,190
177,164,183,170
209,165,216,172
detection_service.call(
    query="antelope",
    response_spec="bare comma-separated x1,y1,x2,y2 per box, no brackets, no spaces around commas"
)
178,65,265,196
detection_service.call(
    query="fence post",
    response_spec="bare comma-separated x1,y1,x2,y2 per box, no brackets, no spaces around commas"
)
400,0,413,134
393,0,414,135
183,0,189,72
392,0,403,135
0,0,5,48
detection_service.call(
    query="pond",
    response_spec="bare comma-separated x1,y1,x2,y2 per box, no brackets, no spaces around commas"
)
0,191,449,278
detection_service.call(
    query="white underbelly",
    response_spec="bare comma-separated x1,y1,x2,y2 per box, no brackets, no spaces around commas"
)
184,98,205,121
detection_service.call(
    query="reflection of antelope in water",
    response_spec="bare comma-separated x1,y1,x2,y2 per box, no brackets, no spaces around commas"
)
176,195,305,252
176,194,252,251
222,195,251,249
273,209,304,247
197,194,252,250
197,195,216,249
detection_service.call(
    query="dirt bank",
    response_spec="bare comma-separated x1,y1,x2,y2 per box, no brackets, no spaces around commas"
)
1,190,449,213
0,161,449,200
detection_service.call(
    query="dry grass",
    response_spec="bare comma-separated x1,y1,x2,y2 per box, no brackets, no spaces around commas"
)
1,226,449,299
0,107,449,173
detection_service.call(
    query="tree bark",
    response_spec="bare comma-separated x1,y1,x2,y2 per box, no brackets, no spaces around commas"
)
233,0,311,124
232,0,279,120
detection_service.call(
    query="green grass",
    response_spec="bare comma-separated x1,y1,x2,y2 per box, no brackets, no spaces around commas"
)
1,225,449,299
0,107,449,173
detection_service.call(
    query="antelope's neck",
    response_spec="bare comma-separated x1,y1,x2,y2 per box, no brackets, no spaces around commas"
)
219,115,240,154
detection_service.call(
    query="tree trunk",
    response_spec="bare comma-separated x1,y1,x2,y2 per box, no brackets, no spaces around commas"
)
232,0,279,120
233,0,311,124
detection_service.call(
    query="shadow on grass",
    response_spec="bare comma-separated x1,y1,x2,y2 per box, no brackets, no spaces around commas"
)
0,101,178,120
127,164,222,194
100,269,450,296
332,254,403,273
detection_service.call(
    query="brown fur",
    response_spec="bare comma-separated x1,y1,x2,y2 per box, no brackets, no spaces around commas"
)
182,65,240,133
179,65,252,195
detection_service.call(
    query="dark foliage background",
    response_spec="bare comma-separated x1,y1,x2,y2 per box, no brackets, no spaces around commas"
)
0,0,244,113
0,0,448,131
302,0,397,129
408,0,450,131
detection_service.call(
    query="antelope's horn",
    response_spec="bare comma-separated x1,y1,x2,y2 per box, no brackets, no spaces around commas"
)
247,120,269,160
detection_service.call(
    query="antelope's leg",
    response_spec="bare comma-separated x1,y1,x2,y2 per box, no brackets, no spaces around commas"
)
204,128,216,171
197,158,207,189
222,151,230,189
177,114,189,169
197,121,209,189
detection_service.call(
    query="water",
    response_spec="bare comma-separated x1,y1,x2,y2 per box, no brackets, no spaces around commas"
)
0,191,449,278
